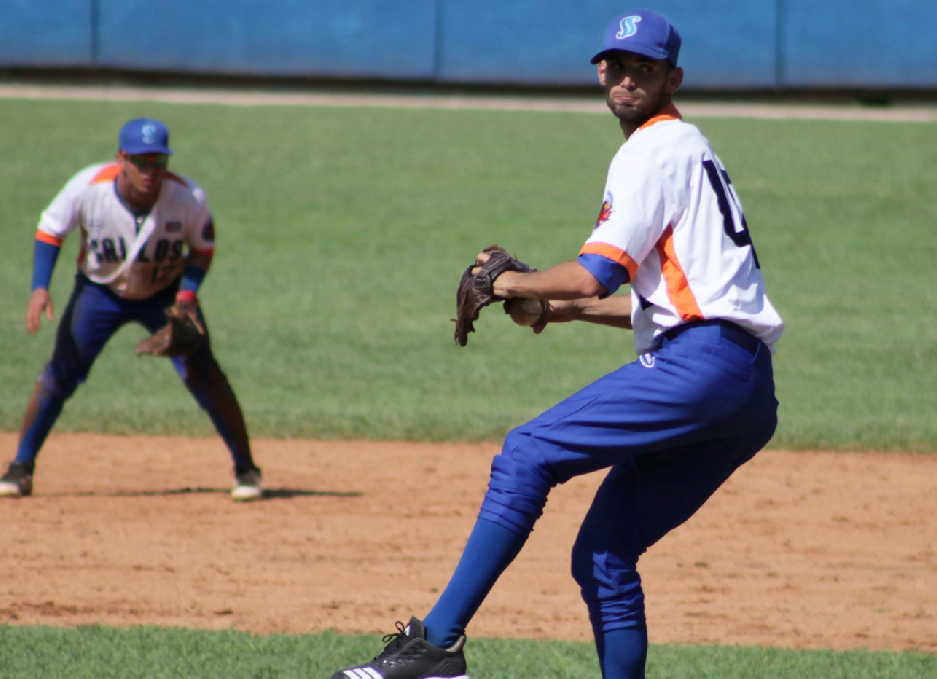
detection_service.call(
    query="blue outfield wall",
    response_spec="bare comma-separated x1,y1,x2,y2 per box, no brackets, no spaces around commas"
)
0,1,95,65
93,0,437,79
1,0,935,89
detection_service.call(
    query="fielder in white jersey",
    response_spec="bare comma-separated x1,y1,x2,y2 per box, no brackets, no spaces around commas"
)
0,118,263,502
38,161,215,300
330,9,782,679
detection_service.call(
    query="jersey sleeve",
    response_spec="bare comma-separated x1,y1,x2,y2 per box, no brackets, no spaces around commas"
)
576,252,631,296
580,149,672,287
180,177,216,254
36,163,110,241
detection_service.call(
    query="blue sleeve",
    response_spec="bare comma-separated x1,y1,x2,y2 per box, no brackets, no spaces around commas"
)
179,265,208,293
32,240,61,290
577,253,630,297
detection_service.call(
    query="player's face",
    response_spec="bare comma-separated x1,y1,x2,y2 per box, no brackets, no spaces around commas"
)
117,151,169,200
597,52,683,132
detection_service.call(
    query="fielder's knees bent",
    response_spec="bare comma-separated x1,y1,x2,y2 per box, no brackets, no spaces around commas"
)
38,366,80,402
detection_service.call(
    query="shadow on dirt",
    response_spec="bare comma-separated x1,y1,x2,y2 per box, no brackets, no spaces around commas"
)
45,487,361,499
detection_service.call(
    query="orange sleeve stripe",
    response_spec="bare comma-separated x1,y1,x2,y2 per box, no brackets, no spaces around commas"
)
656,226,703,321
91,163,121,183
35,230,63,247
579,242,639,281
191,246,215,256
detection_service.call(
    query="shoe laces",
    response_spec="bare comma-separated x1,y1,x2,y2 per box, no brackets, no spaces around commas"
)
373,620,410,661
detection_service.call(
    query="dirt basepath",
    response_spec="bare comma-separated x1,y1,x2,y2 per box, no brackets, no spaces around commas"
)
1,433,934,653
1,82,936,122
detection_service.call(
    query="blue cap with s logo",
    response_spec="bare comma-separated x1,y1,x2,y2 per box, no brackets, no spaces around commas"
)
590,9,682,66
118,118,173,155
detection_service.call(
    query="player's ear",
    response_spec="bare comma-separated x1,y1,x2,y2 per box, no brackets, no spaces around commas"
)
596,60,609,87
666,66,684,94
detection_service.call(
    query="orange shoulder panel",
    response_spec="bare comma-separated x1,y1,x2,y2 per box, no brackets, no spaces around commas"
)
90,163,121,183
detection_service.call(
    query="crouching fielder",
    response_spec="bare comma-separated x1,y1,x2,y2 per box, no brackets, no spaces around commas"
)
0,118,263,502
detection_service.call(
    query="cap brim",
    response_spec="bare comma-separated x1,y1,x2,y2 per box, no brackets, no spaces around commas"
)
122,146,173,155
589,47,675,66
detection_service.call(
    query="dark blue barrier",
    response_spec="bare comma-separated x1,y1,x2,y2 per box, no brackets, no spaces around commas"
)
780,0,937,87
0,0,94,65
94,0,436,78
2,1,935,89
436,1,780,88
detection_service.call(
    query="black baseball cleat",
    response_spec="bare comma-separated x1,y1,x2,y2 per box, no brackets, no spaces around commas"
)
0,461,34,498
329,617,468,679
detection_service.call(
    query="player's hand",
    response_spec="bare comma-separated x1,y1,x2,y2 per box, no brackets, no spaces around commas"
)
26,288,54,334
471,250,525,299
170,300,205,335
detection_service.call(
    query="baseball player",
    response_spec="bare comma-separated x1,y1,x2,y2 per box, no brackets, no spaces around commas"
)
0,118,263,501
330,9,782,679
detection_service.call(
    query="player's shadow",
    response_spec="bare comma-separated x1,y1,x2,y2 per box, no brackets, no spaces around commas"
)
54,487,360,500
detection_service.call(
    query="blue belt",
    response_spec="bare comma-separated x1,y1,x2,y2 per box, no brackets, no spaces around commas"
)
660,319,761,354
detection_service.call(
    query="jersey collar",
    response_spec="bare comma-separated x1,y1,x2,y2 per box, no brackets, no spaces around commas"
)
637,103,682,131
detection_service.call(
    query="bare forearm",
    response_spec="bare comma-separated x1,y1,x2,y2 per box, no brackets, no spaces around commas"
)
494,260,605,300
548,295,633,329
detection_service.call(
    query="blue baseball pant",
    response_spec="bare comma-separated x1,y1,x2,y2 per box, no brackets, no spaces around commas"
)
16,273,254,473
425,320,777,678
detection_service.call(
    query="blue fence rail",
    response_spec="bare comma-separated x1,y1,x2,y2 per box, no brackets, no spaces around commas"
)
2,1,935,89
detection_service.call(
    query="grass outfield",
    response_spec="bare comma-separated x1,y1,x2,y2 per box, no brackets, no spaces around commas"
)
0,625,933,678
0,95,933,673
1,97,934,450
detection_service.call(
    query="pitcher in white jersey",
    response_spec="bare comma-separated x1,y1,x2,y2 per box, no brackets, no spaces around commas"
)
329,9,782,679
0,118,264,502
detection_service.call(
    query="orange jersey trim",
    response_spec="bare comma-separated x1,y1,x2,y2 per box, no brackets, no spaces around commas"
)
579,242,639,281
191,246,215,257
35,230,63,247
90,165,184,186
91,163,121,183
638,104,682,131
656,225,702,321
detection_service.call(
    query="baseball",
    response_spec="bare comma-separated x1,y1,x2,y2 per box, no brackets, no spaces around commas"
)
505,297,544,326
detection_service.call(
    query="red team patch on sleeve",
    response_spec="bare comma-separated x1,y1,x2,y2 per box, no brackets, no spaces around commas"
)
594,192,613,229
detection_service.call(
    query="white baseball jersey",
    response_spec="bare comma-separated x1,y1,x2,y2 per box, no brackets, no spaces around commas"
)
36,162,215,300
580,106,784,354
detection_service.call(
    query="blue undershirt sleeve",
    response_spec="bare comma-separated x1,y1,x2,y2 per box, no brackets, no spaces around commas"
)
179,265,208,293
577,253,630,297
31,240,61,291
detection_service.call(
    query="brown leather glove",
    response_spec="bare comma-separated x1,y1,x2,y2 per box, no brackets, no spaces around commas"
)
454,245,535,346
135,302,206,357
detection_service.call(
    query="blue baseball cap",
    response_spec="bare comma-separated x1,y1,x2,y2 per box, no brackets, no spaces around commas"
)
590,9,682,66
118,118,173,155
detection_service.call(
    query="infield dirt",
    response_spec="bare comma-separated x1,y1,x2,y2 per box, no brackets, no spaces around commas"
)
1,432,934,653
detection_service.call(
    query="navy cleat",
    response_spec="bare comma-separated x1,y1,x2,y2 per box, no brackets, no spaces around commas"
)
330,617,468,679
0,461,34,498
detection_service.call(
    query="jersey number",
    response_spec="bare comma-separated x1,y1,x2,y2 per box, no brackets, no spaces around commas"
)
702,159,760,268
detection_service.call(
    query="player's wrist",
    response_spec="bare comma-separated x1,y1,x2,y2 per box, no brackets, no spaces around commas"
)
175,289,198,304
493,271,524,298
